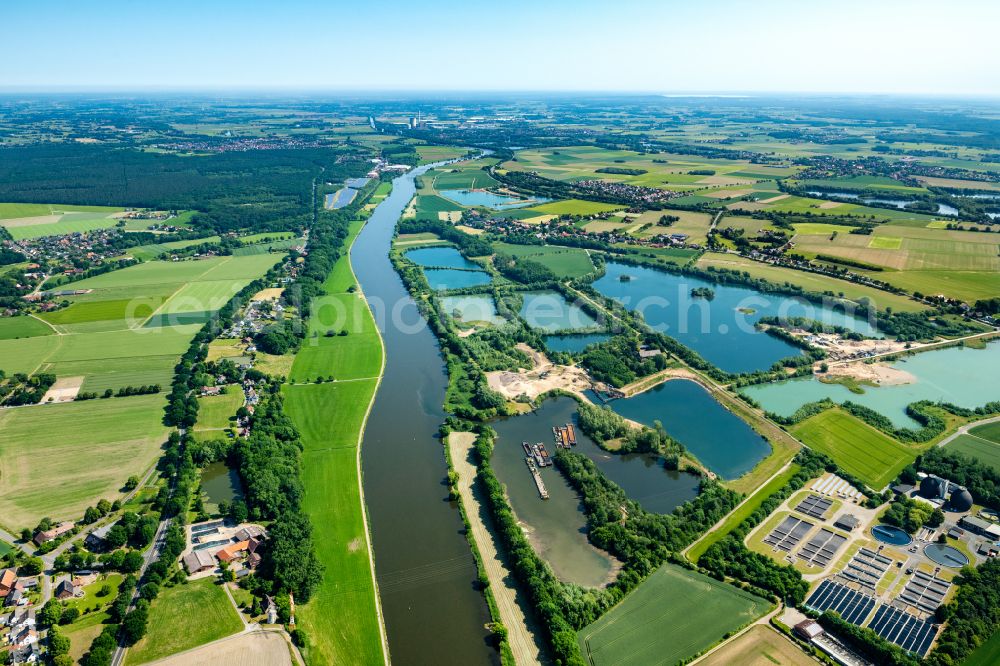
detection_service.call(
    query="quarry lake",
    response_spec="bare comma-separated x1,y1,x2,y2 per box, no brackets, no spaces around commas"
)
591,261,879,374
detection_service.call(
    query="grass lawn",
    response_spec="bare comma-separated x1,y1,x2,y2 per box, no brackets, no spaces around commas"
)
0,394,168,530
492,242,595,279
791,408,916,489
0,315,54,340
529,199,625,216
126,578,243,665
280,226,385,664
578,564,769,666
699,625,815,666
194,388,243,431
945,434,1000,472
254,352,296,379
65,573,123,616
965,629,1000,666
64,611,112,664
688,464,801,563
0,541,12,557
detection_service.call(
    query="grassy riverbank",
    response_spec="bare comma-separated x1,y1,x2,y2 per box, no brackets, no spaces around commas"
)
282,216,386,665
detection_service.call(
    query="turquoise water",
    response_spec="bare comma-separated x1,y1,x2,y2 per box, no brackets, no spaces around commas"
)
440,295,505,324
591,261,879,374
405,246,480,270
743,343,1000,428
543,333,611,354
439,189,549,210
519,290,599,332
423,268,491,291
592,379,770,479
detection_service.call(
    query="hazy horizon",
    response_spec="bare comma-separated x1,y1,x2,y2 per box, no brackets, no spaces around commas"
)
4,0,999,95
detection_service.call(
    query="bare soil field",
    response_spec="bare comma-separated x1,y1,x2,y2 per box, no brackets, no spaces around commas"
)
485,344,591,400
140,631,293,666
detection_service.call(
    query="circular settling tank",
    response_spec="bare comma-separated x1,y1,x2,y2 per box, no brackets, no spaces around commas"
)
871,524,912,546
924,544,970,568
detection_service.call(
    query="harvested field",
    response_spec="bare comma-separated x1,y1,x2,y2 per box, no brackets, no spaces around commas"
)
699,625,812,666
137,631,293,666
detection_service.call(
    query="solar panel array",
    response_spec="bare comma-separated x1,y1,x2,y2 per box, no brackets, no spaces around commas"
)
868,605,938,657
795,494,833,519
841,547,892,590
797,528,847,567
899,571,951,614
806,580,877,625
764,516,813,552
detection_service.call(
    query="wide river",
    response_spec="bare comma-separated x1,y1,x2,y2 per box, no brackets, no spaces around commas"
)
353,164,497,664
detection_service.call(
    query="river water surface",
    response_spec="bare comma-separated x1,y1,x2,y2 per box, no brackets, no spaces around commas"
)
353,164,496,664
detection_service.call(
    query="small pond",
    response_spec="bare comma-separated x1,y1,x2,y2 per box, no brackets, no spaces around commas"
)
519,290,599,332
200,461,243,513
924,543,969,568
871,523,912,546
423,268,492,291
440,295,505,325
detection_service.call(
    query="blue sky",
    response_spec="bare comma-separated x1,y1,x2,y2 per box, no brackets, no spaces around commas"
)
2,0,999,94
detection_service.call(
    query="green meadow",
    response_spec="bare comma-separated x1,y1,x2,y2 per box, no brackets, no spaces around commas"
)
281,216,385,665
492,242,596,279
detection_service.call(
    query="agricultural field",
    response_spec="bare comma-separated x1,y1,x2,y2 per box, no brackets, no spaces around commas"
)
415,144,468,164
281,218,385,665
630,209,714,244
577,564,769,666
0,207,126,240
126,578,243,665
526,199,625,216
0,394,168,529
857,268,1000,303
127,236,221,261
945,434,1000,472
0,315,54,340
492,242,596,278
430,164,501,191
699,625,813,666
694,253,925,312
970,421,1000,444
790,408,916,489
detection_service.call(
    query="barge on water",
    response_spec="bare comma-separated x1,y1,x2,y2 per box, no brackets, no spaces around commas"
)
553,423,577,448
525,457,549,499
522,441,552,467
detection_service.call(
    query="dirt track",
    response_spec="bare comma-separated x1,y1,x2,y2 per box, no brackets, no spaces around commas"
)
448,432,546,666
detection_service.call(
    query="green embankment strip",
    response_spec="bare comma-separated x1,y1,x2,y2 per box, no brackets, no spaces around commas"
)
688,463,801,563
282,217,386,665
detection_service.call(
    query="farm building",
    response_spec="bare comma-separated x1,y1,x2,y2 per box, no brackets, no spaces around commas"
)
183,550,217,575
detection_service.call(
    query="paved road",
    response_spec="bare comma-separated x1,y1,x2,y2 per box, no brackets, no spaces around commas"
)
936,414,1000,448
110,516,173,666
448,432,545,666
